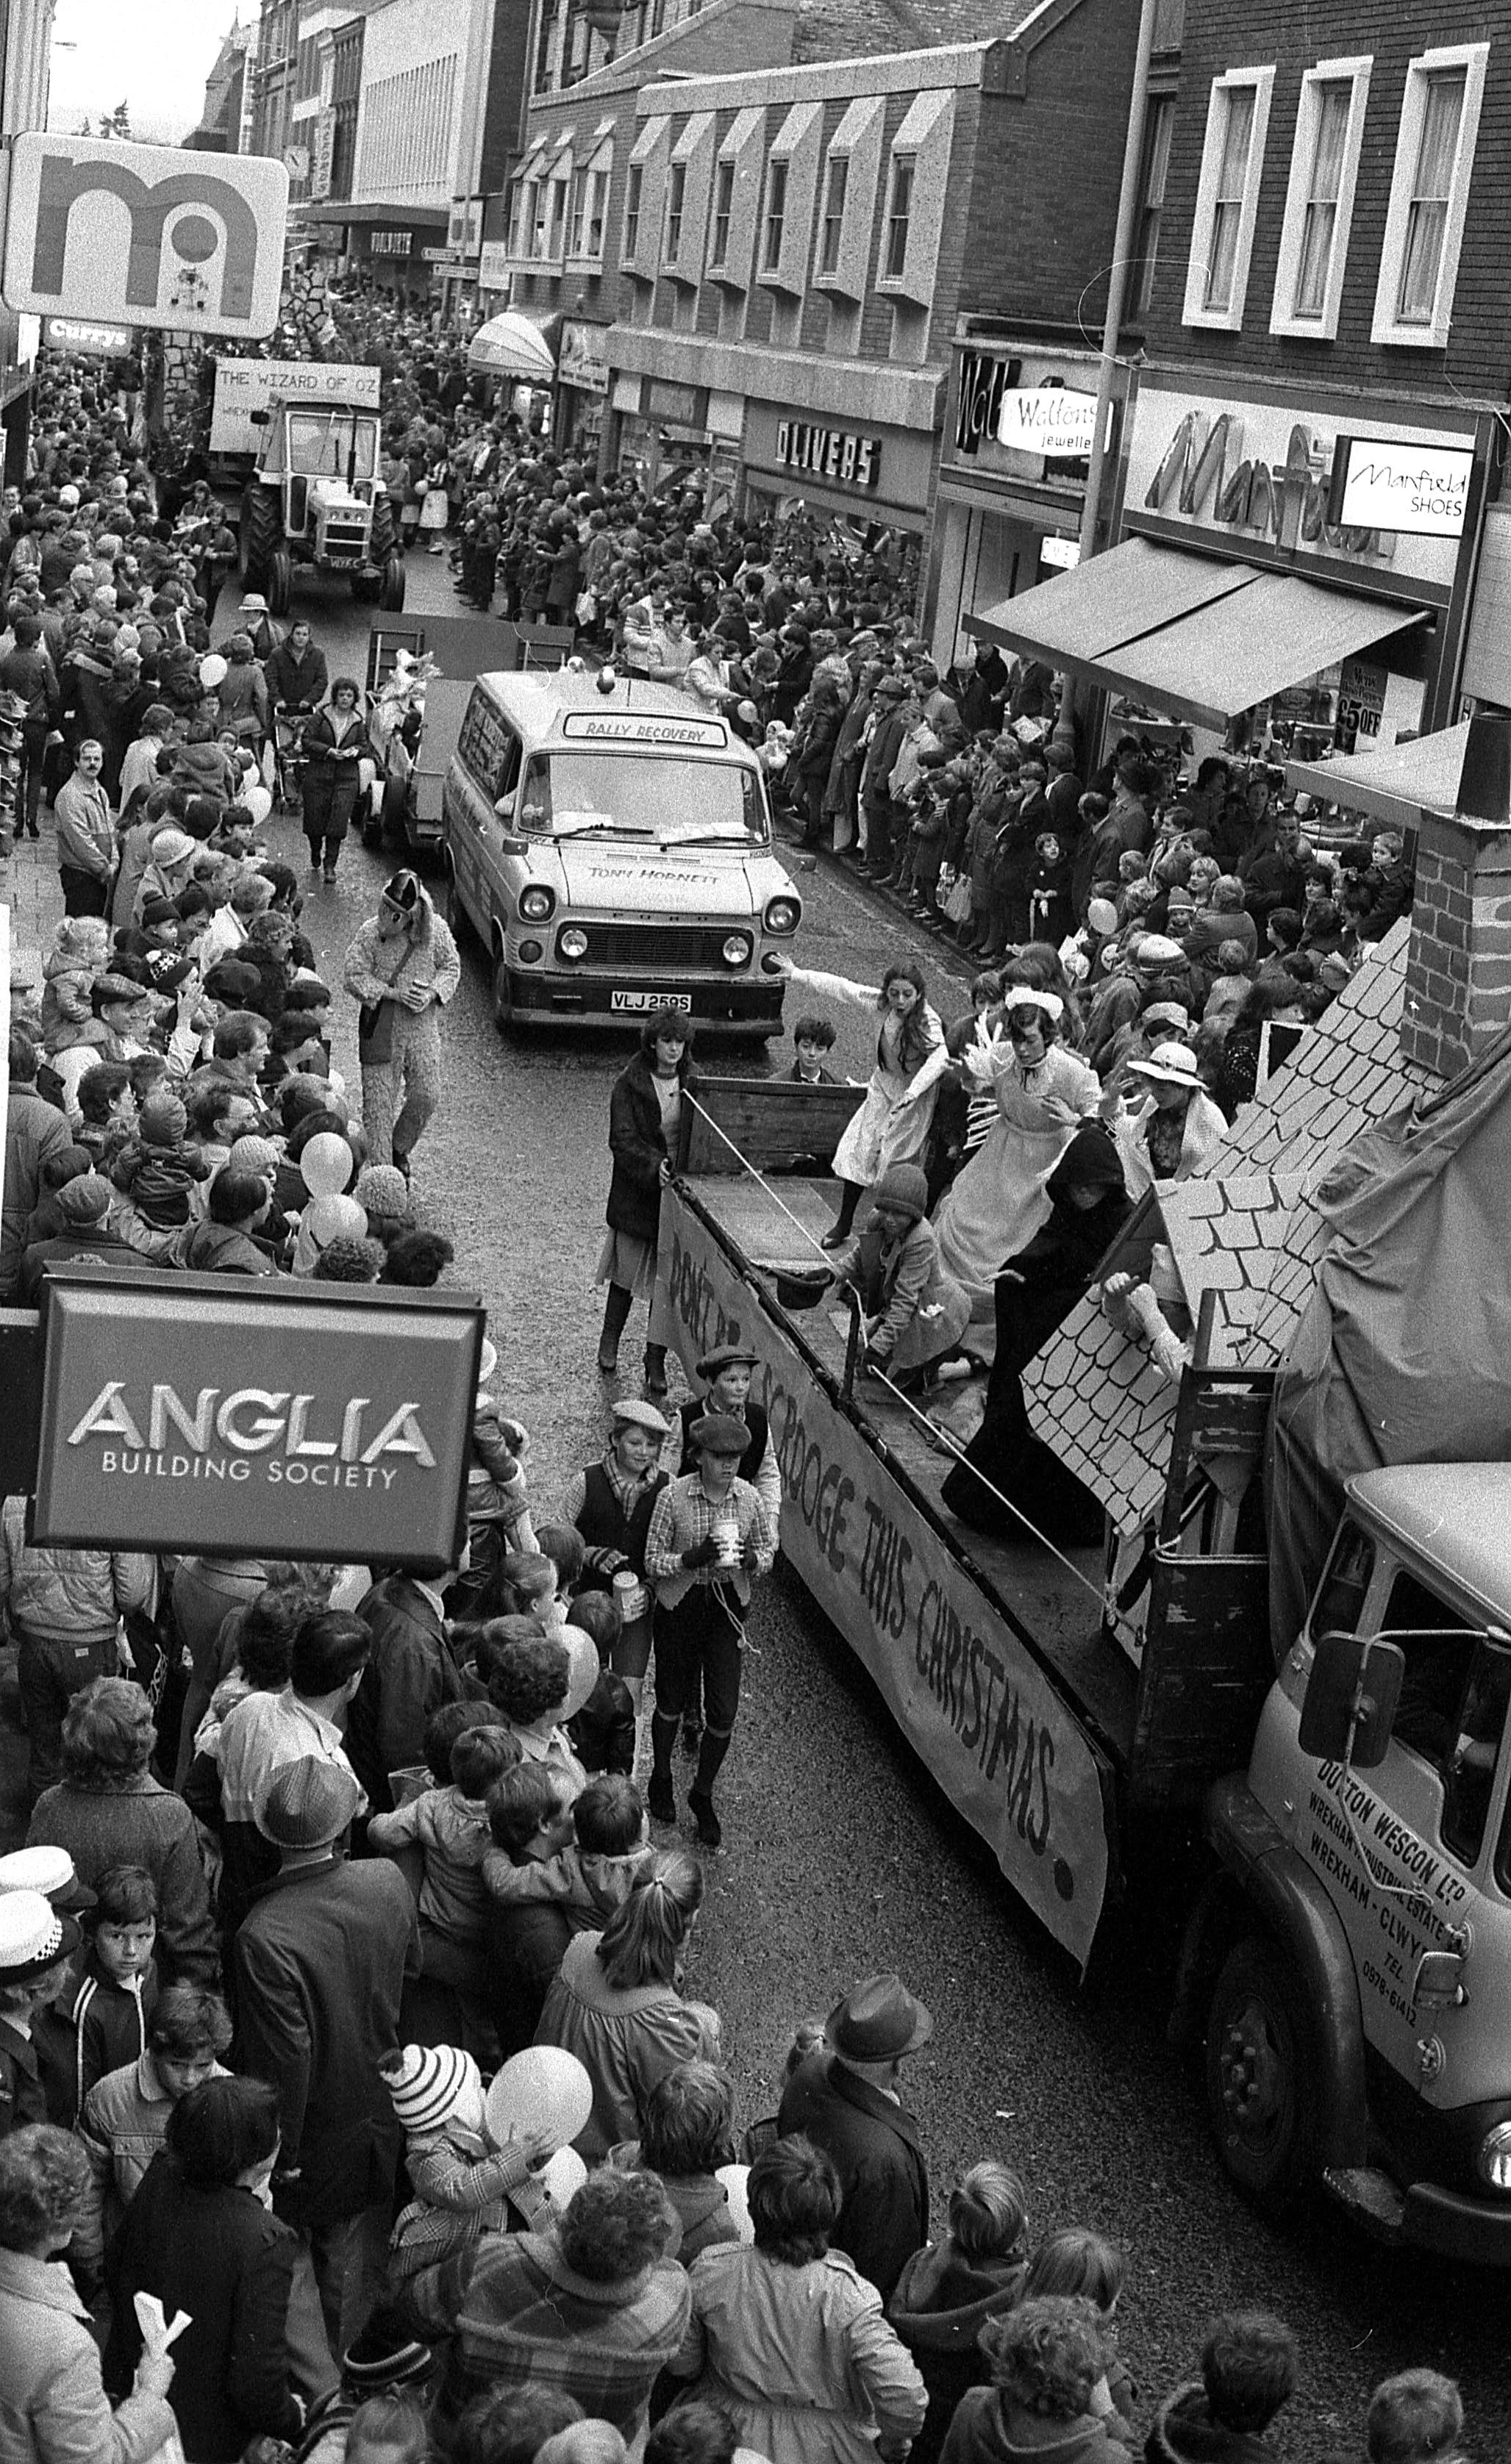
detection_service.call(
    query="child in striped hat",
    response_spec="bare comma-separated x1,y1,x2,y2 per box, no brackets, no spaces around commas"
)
379,2042,554,2277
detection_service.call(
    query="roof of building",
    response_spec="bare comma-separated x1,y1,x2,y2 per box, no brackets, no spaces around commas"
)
546,0,1031,115
1024,920,1426,1536
791,0,1036,66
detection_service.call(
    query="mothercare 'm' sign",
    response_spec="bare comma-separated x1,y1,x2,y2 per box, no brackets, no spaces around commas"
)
34,1272,481,1568
662,1189,1111,1968
3,135,287,337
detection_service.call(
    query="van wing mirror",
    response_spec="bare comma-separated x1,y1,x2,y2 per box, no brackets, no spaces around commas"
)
1298,1630,1405,1769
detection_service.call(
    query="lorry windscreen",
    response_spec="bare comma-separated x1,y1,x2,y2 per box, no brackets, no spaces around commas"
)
520,752,767,845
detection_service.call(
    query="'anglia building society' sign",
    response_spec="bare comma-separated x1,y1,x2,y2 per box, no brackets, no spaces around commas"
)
33,1273,482,1568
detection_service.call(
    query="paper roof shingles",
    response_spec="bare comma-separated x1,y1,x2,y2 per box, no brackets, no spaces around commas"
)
1026,923,1424,1534
1162,1172,1309,1354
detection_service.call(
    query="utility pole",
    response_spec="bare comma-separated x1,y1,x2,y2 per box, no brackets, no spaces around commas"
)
1054,0,1157,757
1076,0,1157,571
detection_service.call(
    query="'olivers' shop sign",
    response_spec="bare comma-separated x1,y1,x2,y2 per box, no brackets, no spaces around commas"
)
662,1189,1111,1969
775,421,882,492
33,1274,482,1567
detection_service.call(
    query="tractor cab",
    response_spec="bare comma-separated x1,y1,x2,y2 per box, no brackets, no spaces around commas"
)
240,396,404,615
284,406,379,548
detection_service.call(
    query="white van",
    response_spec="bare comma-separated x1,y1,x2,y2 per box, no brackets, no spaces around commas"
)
440,670,801,1036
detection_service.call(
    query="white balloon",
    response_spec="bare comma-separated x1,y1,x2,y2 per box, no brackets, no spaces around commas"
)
485,2045,593,2153
715,2163,754,2244
300,1132,354,1200
560,1625,601,1721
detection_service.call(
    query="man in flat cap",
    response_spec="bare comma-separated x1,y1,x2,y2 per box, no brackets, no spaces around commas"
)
557,1397,671,1720
673,1348,780,1760
643,1415,778,1848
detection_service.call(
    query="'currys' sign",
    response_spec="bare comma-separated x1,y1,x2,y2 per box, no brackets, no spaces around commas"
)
2,136,288,337
32,1272,482,1568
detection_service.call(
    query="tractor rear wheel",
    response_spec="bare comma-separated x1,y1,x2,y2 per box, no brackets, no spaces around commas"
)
268,548,293,617
240,486,279,590
370,495,397,564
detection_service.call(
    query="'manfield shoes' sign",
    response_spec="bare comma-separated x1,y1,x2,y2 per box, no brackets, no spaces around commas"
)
33,1272,482,1569
3,136,287,337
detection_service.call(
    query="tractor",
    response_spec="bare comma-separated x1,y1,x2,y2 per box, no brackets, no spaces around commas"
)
239,396,405,615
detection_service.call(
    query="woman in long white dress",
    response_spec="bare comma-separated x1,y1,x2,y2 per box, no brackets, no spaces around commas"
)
933,986,1102,1345
774,957,951,1248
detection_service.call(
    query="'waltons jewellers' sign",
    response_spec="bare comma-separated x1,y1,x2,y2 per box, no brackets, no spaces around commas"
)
2,135,288,337
33,1273,482,1568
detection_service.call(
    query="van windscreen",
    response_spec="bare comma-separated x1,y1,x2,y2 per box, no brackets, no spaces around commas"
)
524,752,767,845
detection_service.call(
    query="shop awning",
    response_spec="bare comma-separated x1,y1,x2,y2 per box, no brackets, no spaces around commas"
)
968,536,1424,731
1286,720,1471,829
468,310,556,380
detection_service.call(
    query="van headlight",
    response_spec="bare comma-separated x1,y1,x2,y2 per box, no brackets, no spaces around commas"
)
518,886,555,923
1477,2121,1511,2190
764,896,801,936
722,932,753,967
558,926,589,961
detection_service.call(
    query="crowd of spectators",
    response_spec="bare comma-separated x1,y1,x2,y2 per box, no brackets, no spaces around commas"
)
0,336,1457,2464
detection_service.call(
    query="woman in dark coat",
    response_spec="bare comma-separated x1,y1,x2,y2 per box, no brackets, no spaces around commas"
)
105,2076,301,2464
790,674,845,847
299,676,371,884
597,1006,700,1400
771,623,814,726
941,1125,1131,1544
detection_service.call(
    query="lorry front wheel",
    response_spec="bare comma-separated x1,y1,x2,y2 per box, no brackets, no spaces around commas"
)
1204,1938,1316,2212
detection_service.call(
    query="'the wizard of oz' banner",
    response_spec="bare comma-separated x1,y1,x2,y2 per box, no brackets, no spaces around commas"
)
665,1188,1110,1967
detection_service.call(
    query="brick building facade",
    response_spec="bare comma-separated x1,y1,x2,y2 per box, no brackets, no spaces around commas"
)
974,2,1511,778
558,0,1140,626
1120,1,1510,744
490,0,1137,599
285,0,530,299
485,0,810,454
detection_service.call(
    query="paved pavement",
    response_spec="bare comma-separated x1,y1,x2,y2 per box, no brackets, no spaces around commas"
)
3,549,1510,2455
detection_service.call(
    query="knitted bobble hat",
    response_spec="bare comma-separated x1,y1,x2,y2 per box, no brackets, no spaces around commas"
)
382,2041,483,2138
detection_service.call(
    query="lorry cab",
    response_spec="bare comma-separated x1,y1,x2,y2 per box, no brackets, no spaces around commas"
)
440,669,801,1037
1204,1461,1511,2259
